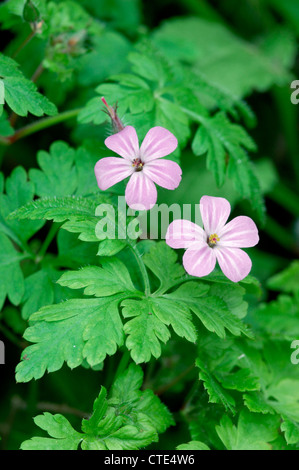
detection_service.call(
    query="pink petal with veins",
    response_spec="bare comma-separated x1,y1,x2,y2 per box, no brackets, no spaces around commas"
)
166,220,206,249
215,247,252,282
183,243,216,277
219,216,259,248
104,126,139,161
143,159,182,189
125,172,157,211
94,157,133,190
140,126,178,162
200,195,231,235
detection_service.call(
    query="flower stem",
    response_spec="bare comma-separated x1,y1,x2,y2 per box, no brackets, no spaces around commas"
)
128,243,151,296
36,222,60,261
12,30,36,58
0,108,82,146
31,62,44,83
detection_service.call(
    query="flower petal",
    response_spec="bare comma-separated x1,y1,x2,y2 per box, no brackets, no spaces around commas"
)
218,216,259,248
104,126,139,161
183,243,216,277
94,157,133,190
140,126,178,162
125,172,157,210
166,220,206,249
200,195,231,235
215,247,252,282
143,159,182,190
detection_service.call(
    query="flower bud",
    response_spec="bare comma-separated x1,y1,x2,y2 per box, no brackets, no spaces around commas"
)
101,97,124,134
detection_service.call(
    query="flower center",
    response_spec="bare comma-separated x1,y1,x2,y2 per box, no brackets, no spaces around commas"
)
132,158,144,172
208,233,220,247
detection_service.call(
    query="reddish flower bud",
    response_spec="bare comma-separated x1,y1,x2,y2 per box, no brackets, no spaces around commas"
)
101,97,125,134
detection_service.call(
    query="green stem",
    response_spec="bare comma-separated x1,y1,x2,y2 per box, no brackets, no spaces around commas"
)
154,364,196,396
31,63,44,83
128,243,151,296
12,30,36,58
181,379,199,412
36,223,60,261
0,108,82,146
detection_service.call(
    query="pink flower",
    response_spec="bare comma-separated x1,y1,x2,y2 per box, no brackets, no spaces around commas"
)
95,125,182,210
166,196,259,282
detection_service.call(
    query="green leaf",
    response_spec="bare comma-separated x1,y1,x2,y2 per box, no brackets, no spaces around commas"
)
0,110,14,136
266,379,299,423
153,17,293,97
173,291,252,339
108,364,174,435
8,195,106,242
58,258,138,297
281,418,299,445
0,232,25,310
177,441,210,450
121,268,242,367
196,357,236,413
150,297,197,343
209,282,248,319
252,294,299,341
78,44,190,148
16,296,125,382
21,270,54,320
243,392,275,415
0,166,44,245
78,96,109,125
216,410,280,450
193,112,264,222
77,32,131,87
241,342,299,423
21,365,173,450
74,146,100,196
267,261,299,294
29,141,78,197
0,79,4,105
218,368,260,392
156,98,190,148
0,53,57,117
142,242,185,293
122,298,171,363
21,413,83,450
192,124,226,188
56,230,99,268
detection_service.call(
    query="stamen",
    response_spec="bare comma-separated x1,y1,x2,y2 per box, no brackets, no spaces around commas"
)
132,158,144,172
208,233,220,247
